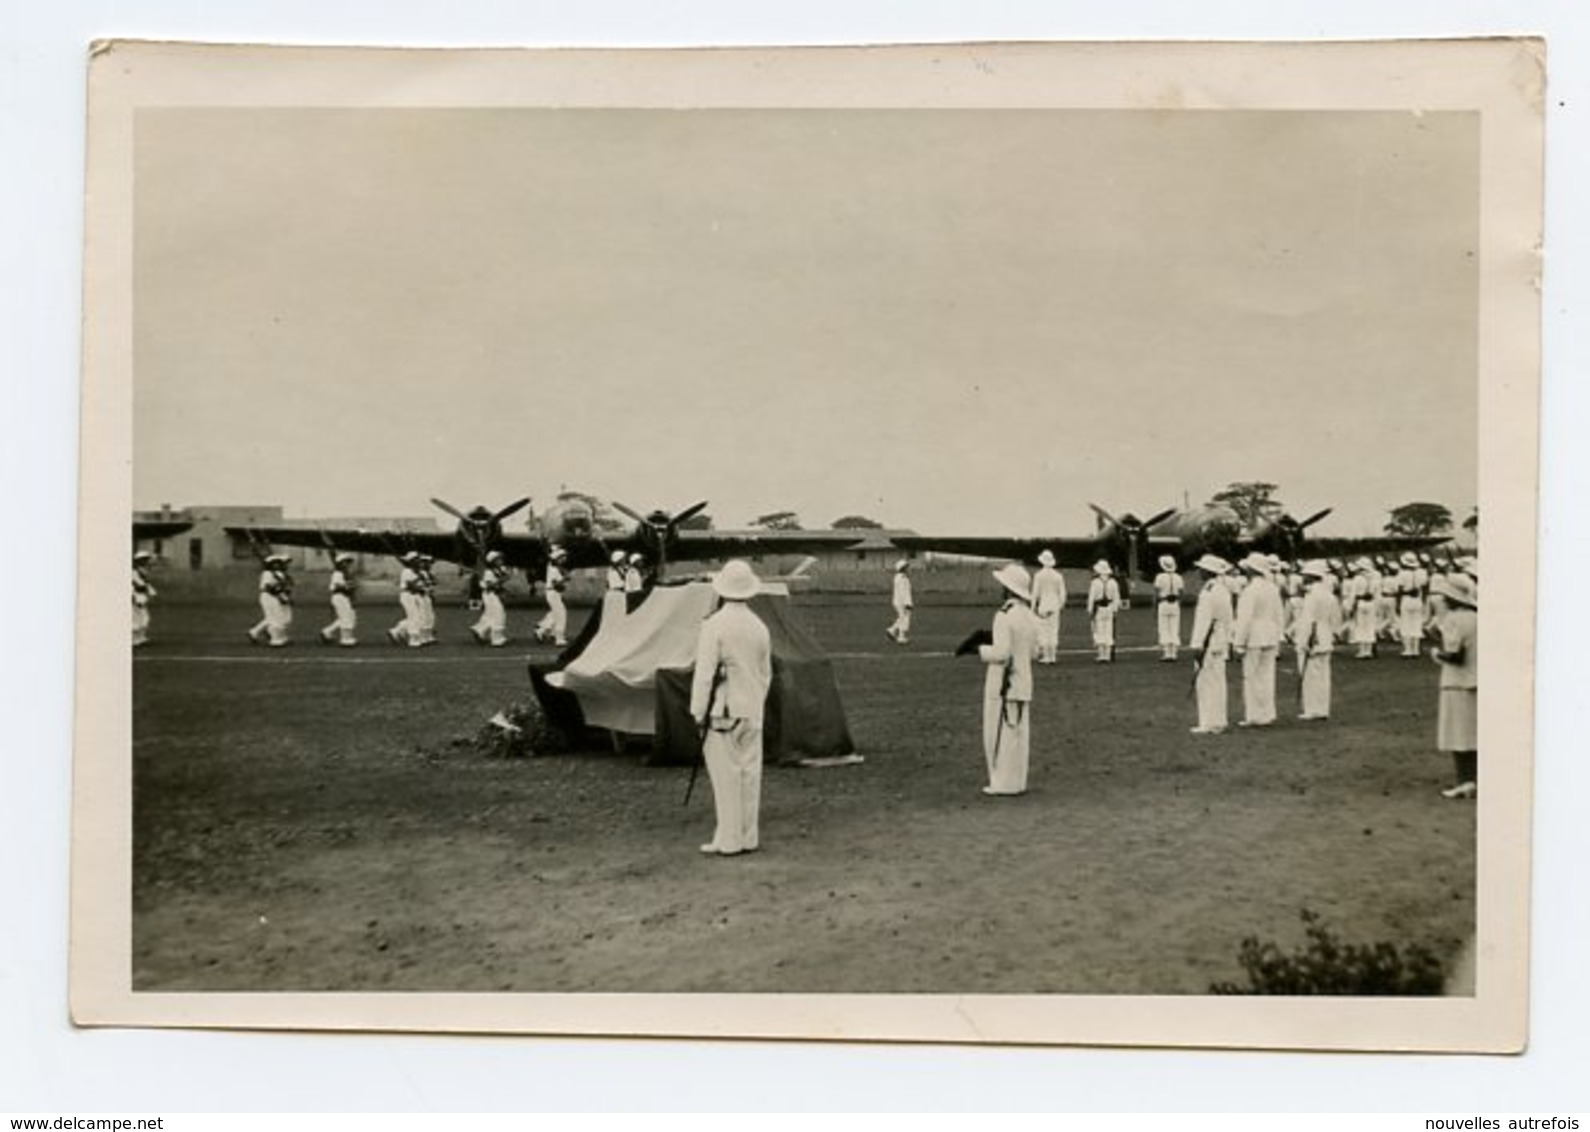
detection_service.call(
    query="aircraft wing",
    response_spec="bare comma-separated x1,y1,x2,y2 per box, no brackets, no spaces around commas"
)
887,536,1105,569
133,520,193,541
669,530,870,562
1281,533,1452,560
223,524,552,574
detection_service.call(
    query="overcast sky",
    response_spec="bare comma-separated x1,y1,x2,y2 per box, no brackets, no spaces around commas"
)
134,107,1478,536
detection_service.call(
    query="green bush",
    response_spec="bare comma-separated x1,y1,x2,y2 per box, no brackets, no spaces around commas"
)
1210,908,1447,995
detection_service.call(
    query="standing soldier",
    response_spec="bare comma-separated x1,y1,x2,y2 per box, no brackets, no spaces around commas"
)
470,550,511,647
1374,556,1399,643
606,550,629,594
319,552,359,647
1153,554,1184,661
248,554,294,647
1232,553,1284,727
388,551,426,648
1031,549,1067,664
978,563,1039,796
132,550,156,648
1348,558,1380,659
1188,555,1234,735
1429,574,1479,798
691,559,773,856
626,553,648,594
886,559,914,645
1087,560,1121,663
536,546,570,647
1293,560,1342,721
1396,551,1428,658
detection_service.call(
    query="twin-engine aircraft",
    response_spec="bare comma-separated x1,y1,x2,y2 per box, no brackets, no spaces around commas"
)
225,492,866,581
892,502,1451,580
225,493,1452,587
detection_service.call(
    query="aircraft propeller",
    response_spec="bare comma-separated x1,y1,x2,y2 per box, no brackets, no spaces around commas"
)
430,496,532,561
1251,508,1332,560
611,499,710,578
1087,503,1177,580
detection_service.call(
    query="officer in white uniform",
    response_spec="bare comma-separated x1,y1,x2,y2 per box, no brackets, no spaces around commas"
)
886,559,914,644
1293,560,1342,720
132,550,156,647
626,553,647,593
1030,549,1067,664
979,563,1039,795
1152,554,1184,661
1232,553,1284,727
536,547,570,646
470,550,511,647
319,552,358,647
1087,560,1121,663
1188,554,1234,734
249,554,294,647
691,559,773,856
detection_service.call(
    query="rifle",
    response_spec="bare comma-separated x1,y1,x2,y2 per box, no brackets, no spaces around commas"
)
684,661,729,806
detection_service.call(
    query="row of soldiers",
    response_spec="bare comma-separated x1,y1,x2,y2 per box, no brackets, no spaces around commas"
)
128,545,656,650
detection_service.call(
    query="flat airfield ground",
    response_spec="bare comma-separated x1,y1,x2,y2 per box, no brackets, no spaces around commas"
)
131,594,1475,994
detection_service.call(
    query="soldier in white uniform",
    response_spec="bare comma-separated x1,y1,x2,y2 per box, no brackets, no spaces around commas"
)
1152,554,1184,661
1348,558,1380,659
412,554,439,646
690,559,773,856
1293,560,1342,720
536,547,570,646
1232,553,1284,727
387,552,426,647
319,553,358,647
132,550,156,647
1030,549,1067,664
1087,560,1121,663
248,554,294,647
979,563,1039,795
1429,574,1479,798
1188,554,1234,734
606,550,628,594
626,553,647,593
886,559,914,645
470,550,511,647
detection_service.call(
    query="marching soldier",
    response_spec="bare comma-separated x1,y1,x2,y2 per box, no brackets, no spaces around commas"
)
691,559,773,856
413,554,439,646
1293,560,1342,721
979,563,1039,795
248,554,294,647
1189,555,1234,735
470,550,511,647
1153,554,1184,661
388,551,426,648
886,559,914,645
319,552,359,647
1232,553,1283,727
1031,549,1067,664
1087,560,1121,663
536,546,570,646
132,550,156,647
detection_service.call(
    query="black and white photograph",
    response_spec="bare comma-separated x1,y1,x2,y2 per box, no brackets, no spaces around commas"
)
71,39,1540,1050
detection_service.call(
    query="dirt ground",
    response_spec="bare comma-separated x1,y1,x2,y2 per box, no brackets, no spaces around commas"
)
130,593,1475,994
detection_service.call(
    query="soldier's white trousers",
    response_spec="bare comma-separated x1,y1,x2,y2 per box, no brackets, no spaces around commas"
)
889,602,912,641
1035,612,1060,660
1157,603,1181,652
1195,650,1229,730
1241,645,1277,725
473,593,507,645
702,721,763,853
252,594,292,645
1091,609,1115,647
132,601,150,645
322,594,356,644
1399,596,1426,654
1300,651,1333,717
393,593,424,646
982,691,1031,794
538,591,568,643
